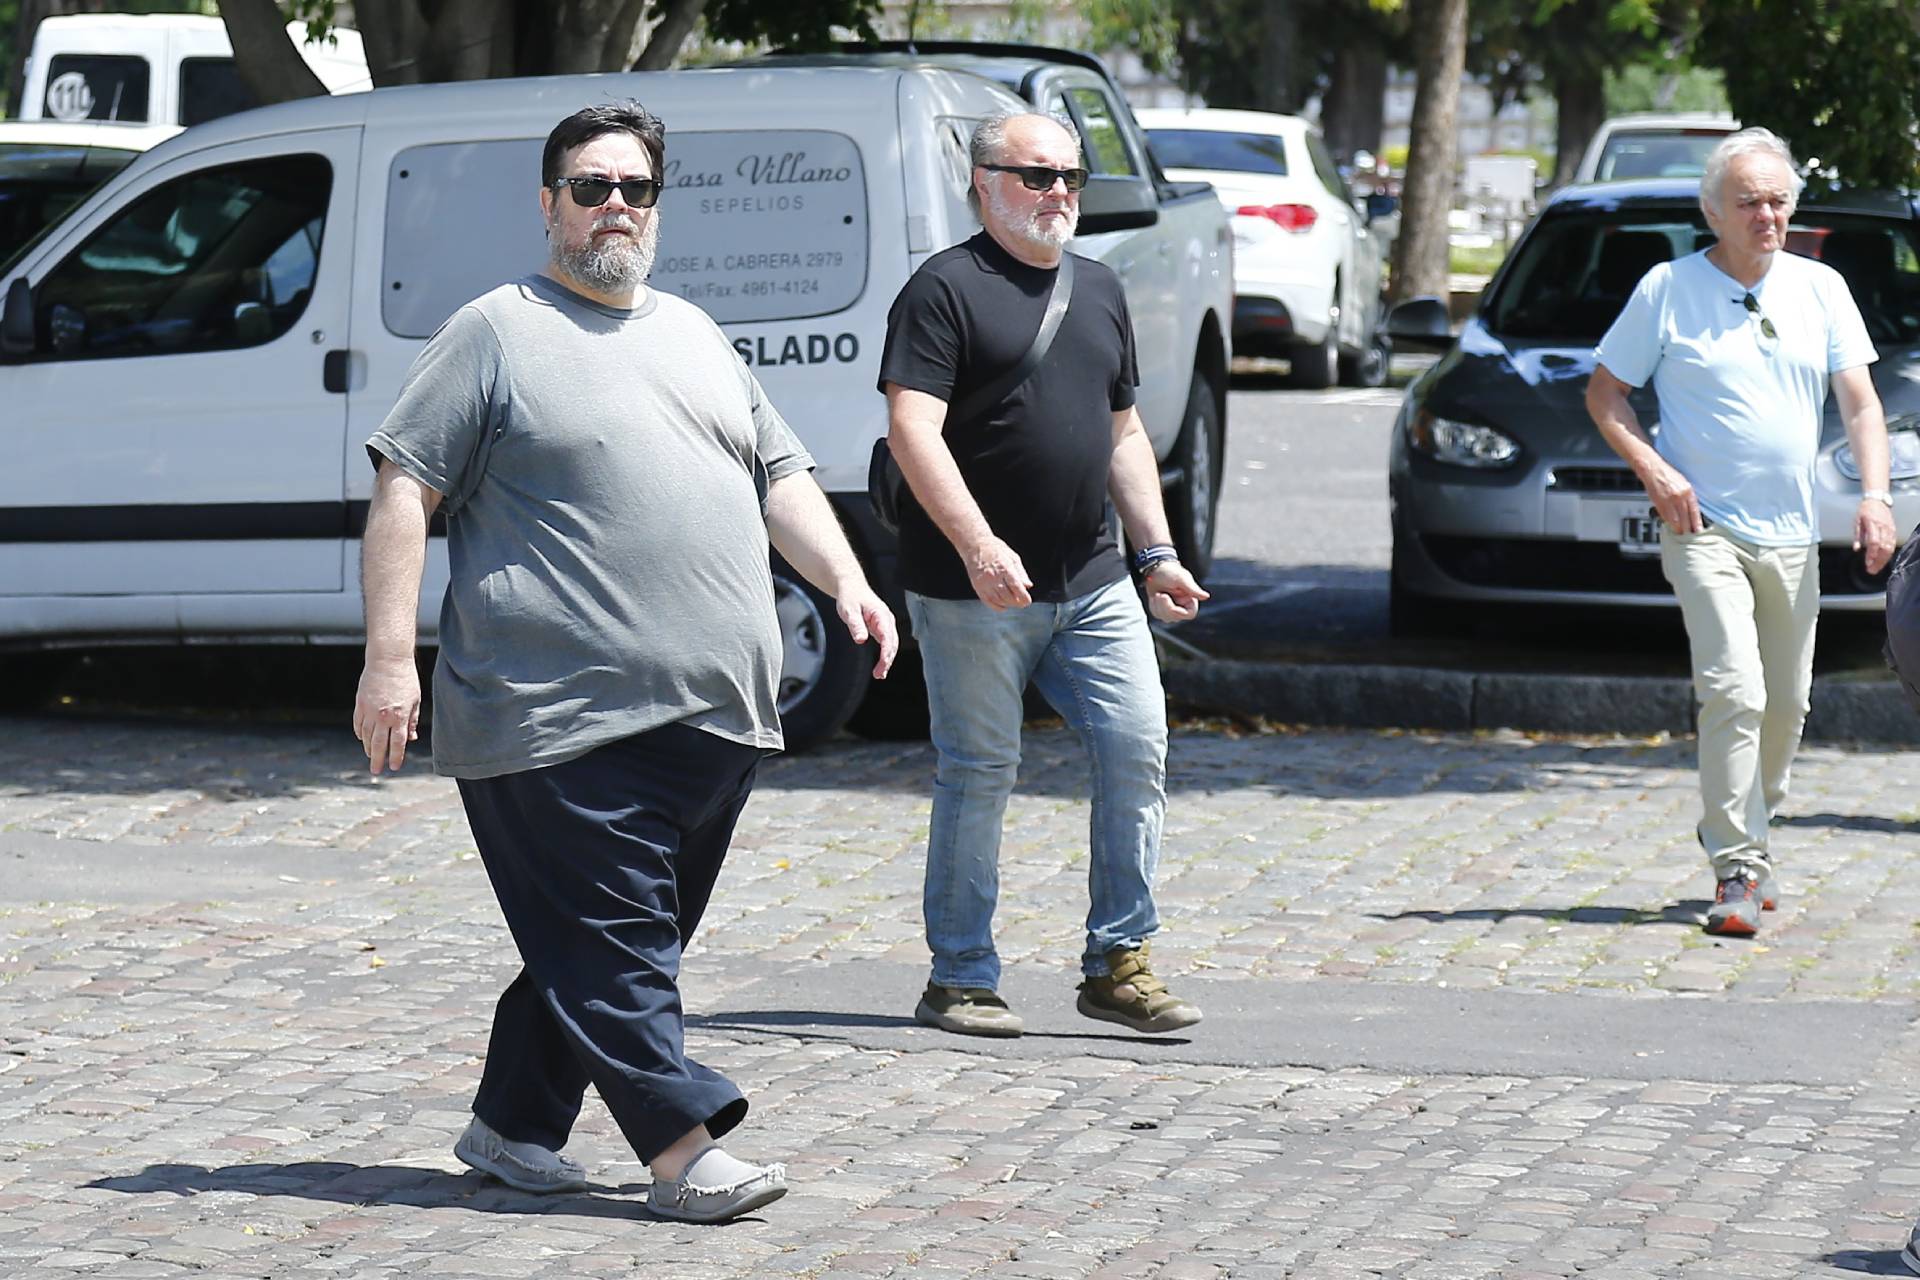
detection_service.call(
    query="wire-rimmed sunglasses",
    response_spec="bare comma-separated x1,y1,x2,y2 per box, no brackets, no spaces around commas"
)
979,163,1090,193
550,175,664,209
1741,292,1778,346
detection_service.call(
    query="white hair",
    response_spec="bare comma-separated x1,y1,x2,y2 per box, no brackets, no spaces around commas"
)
1701,126,1804,215
967,111,1084,219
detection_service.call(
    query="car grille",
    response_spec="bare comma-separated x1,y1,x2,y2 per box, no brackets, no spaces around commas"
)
1420,536,1889,596
1547,467,1641,493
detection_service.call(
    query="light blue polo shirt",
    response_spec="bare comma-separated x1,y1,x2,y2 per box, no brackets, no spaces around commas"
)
1595,247,1876,546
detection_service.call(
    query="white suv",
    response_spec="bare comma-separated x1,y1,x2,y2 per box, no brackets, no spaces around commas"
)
1139,106,1388,387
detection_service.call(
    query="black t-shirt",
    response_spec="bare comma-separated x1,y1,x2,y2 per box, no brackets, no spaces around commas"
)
878,232,1139,602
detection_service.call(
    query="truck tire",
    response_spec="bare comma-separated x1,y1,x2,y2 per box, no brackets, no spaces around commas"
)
771,559,872,751
1167,371,1222,581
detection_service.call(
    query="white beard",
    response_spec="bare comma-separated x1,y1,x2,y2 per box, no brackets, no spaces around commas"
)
985,183,1078,250
552,211,659,293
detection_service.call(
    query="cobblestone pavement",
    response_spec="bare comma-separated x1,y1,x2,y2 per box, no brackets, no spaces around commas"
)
5,714,1920,1277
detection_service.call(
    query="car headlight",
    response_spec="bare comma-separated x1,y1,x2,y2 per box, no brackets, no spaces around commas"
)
1835,412,1920,481
1408,408,1521,469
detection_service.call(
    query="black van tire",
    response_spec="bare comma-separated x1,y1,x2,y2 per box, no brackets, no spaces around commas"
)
1166,371,1222,582
771,560,872,750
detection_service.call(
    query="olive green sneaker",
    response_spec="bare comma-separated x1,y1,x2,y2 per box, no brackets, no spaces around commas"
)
1077,943,1202,1034
914,983,1024,1037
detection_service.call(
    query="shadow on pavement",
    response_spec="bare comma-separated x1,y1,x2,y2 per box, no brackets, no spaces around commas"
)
1824,1249,1912,1275
83,1162,698,1221
686,1009,1192,1048
1367,902,1711,928
1778,812,1920,835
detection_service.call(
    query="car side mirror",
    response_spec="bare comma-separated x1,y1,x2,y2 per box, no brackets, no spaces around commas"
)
1075,174,1159,236
0,278,33,355
1384,296,1453,352
1365,192,1399,222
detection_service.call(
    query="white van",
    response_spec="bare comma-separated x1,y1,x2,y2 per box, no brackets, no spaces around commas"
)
0,63,1230,747
20,13,368,127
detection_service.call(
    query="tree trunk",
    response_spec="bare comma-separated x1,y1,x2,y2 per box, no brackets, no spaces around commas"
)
1389,0,1466,304
547,0,648,74
634,0,707,70
1252,0,1302,113
218,0,328,105
1322,38,1387,164
1549,62,1606,188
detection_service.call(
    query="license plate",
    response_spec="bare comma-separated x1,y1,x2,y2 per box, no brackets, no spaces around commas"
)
1619,509,1663,557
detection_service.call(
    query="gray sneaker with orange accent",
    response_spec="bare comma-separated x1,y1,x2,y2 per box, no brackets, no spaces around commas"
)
1077,943,1202,1034
1705,871,1764,937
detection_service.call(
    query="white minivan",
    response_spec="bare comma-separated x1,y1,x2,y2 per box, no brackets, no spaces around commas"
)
0,63,1222,746
20,13,368,128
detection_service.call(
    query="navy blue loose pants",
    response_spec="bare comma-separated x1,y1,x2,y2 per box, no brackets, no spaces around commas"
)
456,721,763,1163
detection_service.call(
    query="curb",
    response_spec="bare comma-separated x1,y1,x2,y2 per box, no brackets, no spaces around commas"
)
1163,658,1920,746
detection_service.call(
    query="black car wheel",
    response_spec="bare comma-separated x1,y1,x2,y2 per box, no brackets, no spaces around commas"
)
771,560,872,750
1167,370,1223,581
1339,329,1391,388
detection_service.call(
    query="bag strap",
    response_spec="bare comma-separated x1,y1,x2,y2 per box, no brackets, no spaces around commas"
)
948,251,1075,426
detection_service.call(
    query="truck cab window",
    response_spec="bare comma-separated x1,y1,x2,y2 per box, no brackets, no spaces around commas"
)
31,153,330,361
1065,87,1137,176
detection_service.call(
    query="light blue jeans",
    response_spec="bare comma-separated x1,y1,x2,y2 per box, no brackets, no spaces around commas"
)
907,574,1168,990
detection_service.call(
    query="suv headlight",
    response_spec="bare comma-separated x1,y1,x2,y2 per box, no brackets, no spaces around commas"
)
1408,408,1521,469
1835,412,1920,481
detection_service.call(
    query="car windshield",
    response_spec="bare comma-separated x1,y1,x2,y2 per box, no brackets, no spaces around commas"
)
1595,131,1726,181
1482,206,1920,346
1146,129,1288,176
0,141,139,274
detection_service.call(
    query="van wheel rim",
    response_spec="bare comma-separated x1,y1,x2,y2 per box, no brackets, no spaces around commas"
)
773,577,828,715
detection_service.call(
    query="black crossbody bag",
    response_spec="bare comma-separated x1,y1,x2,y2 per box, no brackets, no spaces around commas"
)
868,253,1076,535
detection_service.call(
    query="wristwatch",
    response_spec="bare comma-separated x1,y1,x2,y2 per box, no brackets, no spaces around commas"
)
1863,488,1894,507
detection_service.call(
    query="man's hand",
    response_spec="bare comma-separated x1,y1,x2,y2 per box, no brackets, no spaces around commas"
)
837,589,900,679
967,536,1034,610
1144,562,1210,623
1856,499,1897,575
1640,458,1703,535
353,654,421,775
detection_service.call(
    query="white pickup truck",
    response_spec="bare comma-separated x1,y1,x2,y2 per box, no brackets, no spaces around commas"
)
0,46,1231,749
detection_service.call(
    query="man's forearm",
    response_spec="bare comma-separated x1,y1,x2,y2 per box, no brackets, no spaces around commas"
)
1108,426,1172,549
361,473,432,664
1845,408,1891,492
765,471,870,597
1587,382,1662,478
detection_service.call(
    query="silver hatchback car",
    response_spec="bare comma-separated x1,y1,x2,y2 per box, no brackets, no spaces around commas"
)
1384,179,1920,632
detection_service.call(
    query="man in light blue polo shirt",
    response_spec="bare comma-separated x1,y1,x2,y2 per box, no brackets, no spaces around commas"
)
1587,127,1895,937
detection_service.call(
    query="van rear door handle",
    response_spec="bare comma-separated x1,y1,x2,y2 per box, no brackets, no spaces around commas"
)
323,349,358,393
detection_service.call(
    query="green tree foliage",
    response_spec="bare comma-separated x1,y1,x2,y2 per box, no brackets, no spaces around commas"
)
1695,0,1920,190
702,0,877,49
1604,60,1728,115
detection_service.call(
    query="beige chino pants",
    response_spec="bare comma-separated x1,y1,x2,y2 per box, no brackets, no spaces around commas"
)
1659,526,1820,879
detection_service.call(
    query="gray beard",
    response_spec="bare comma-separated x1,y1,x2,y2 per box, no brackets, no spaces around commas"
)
552,213,659,293
985,184,1078,249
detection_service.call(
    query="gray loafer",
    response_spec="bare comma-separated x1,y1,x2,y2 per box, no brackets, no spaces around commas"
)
453,1116,589,1193
648,1148,788,1223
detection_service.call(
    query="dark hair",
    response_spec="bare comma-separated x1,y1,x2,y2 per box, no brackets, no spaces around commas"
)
541,100,666,188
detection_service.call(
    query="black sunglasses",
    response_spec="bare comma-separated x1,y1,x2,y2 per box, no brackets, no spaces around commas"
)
1741,292,1778,343
550,175,663,209
979,163,1090,193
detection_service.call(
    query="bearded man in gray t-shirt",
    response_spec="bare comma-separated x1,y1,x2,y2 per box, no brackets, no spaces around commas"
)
352,100,896,1224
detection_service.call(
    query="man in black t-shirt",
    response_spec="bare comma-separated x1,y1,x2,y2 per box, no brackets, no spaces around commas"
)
878,112,1209,1039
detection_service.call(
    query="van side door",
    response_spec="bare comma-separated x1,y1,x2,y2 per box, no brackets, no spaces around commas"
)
0,128,359,614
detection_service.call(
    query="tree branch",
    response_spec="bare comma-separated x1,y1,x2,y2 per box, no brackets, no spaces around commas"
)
218,0,329,104
634,0,707,70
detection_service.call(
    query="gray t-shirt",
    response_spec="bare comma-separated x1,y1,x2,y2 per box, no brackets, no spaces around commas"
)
367,274,813,778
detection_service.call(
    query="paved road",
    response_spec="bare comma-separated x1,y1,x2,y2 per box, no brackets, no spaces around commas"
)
6,715,1920,1277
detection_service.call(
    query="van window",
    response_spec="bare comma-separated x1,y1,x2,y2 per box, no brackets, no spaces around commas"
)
383,129,871,337
180,58,258,127
28,153,329,361
43,54,151,123
1065,88,1136,177
0,142,141,274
